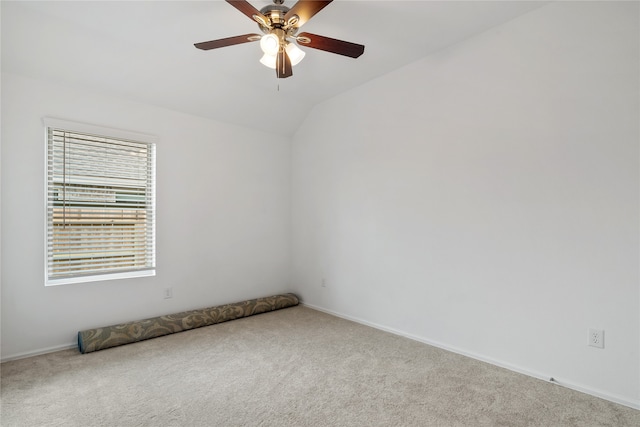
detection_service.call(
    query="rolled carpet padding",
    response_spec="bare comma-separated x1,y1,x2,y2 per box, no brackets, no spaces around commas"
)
78,293,299,354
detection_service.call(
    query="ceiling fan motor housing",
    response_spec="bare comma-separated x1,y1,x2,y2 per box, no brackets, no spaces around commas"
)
258,5,286,28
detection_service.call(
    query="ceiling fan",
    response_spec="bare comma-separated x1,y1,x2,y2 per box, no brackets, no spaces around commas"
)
194,0,365,78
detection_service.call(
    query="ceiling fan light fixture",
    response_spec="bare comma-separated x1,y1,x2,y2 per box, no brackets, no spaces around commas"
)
260,33,279,55
285,42,305,66
260,52,277,69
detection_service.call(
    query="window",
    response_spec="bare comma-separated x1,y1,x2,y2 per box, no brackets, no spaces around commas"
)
45,118,156,285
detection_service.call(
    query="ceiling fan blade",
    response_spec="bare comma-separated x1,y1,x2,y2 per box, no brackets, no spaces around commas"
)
276,49,293,79
194,34,261,50
297,32,365,58
284,1,332,28
226,0,268,25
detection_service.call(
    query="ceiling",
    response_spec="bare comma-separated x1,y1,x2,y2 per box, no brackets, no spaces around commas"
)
1,1,546,136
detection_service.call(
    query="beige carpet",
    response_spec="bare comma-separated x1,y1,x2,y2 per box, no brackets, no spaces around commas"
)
1,306,639,426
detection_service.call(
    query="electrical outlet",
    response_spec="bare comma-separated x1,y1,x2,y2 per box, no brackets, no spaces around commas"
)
321,278,327,288
164,287,173,299
588,328,604,348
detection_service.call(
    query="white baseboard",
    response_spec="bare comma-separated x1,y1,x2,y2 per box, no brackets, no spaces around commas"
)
301,302,640,411
1,343,77,363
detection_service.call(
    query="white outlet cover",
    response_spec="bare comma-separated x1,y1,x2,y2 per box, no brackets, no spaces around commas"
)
588,328,604,349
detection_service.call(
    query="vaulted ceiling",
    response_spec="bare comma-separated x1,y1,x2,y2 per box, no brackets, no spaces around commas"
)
1,1,546,136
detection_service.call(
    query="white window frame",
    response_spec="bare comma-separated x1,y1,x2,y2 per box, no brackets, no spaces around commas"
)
44,118,157,286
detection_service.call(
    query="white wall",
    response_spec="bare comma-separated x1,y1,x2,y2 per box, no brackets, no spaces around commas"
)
292,1,639,407
1,72,291,360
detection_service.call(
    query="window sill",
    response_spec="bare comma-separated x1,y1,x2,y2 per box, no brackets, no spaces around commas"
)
45,269,155,286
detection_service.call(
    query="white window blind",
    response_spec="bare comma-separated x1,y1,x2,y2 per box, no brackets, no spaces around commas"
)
45,120,156,285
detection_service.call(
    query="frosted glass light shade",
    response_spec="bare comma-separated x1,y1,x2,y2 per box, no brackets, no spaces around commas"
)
285,43,305,66
260,53,277,69
260,34,279,55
